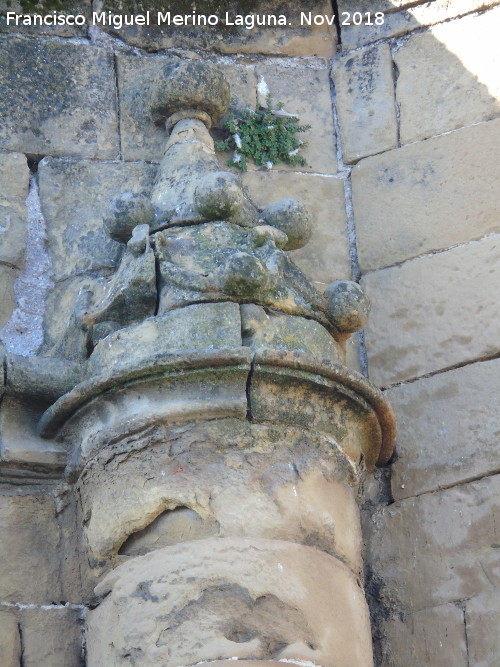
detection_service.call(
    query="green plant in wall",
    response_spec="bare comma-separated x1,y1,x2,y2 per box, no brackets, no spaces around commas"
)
216,96,311,172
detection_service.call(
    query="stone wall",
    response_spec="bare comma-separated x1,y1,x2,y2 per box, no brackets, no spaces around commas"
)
334,2,500,665
1,0,499,664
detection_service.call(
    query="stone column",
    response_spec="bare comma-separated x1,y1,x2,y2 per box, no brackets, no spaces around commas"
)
32,62,395,667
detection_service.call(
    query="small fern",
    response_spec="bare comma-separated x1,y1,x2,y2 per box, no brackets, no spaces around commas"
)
216,96,310,172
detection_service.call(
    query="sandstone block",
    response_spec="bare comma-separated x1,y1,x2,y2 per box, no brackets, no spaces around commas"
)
242,307,342,364
254,64,337,174
364,475,500,612
465,590,500,666
332,44,398,163
94,0,336,56
76,420,362,575
87,537,372,666
380,603,467,667
387,359,500,500
338,0,500,51
361,235,500,386
0,37,118,158
0,264,17,328
0,152,29,268
38,158,156,282
243,172,350,284
396,9,500,144
117,55,257,163
0,488,62,603
0,608,21,667
353,118,500,272
0,396,68,468
87,302,243,377
21,607,83,667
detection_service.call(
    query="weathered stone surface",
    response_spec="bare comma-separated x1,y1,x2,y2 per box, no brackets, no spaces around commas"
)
87,302,243,377
0,396,68,467
38,158,156,281
153,219,326,322
76,420,362,574
0,608,21,667
250,356,384,469
387,359,500,500
353,118,500,272
254,63,337,174
339,0,500,51
0,37,118,158
362,235,500,386
0,488,62,603
241,306,342,363
260,198,312,250
380,603,467,667
151,119,221,226
117,55,257,162
40,275,105,360
325,280,370,333
0,152,29,268
21,607,83,667
364,475,500,612
332,44,398,163
243,172,350,284
396,9,500,144
465,590,500,666
0,0,91,37
0,264,17,328
87,538,372,666
96,0,336,56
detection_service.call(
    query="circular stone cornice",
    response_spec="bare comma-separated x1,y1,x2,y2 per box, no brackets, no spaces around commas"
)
37,347,395,468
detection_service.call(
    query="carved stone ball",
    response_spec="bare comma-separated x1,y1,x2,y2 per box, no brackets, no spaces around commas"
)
325,280,371,333
260,198,312,250
221,252,269,297
103,193,154,243
151,61,230,126
195,172,244,220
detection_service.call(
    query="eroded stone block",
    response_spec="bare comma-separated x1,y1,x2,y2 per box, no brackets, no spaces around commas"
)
254,63,337,174
87,302,243,377
0,487,62,603
0,37,119,158
0,608,21,667
21,607,83,667
243,172,350,284
332,43,398,163
38,158,156,281
76,420,362,575
364,475,500,612
87,537,372,666
362,235,500,386
465,590,500,666
0,396,68,468
387,359,500,500
380,603,467,667
396,8,500,144
353,118,500,272
0,152,29,268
